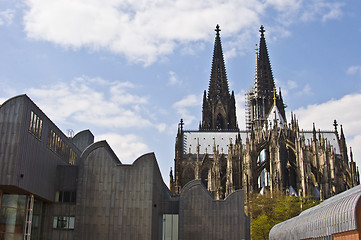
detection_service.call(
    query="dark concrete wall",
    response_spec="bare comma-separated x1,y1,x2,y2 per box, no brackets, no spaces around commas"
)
74,141,173,240
42,203,76,240
0,95,24,187
0,95,81,201
56,165,78,191
72,130,94,153
179,180,250,240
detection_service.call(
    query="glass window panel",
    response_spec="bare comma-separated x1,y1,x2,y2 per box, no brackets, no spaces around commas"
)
53,216,75,229
53,217,58,228
32,215,39,228
55,191,60,202
59,191,63,202
70,192,76,203
68,217,75,229
29,111,34,131
63,192,70,202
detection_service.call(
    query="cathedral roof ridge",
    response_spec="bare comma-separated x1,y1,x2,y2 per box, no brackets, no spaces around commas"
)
301,130,336,133
184,129,244,133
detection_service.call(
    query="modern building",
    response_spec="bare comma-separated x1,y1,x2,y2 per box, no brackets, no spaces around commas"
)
0,94,250,239
269,184,361,240
171,25,359,201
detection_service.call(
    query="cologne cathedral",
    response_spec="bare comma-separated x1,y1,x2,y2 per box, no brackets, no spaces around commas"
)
170,25,359,201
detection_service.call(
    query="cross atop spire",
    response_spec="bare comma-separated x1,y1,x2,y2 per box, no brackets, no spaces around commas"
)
180,118,184,131
215,24,221,36
333,119,338,131
259,25,265,37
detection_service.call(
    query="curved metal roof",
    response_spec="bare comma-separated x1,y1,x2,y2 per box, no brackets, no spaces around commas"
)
269,185,361,240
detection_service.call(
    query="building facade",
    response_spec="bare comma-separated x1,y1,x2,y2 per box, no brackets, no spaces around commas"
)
171,25,359,201
0,94,249,240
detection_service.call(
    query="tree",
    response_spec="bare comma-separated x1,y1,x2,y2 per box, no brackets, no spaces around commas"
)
247,191,319,240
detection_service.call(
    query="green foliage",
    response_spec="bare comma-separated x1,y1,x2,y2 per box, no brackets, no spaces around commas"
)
247,191,319,240
251,214,275,240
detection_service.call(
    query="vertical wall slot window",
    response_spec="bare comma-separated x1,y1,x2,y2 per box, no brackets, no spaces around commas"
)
29,111,43,139
47,129,77,165
53,216,75,229
69,149,76,165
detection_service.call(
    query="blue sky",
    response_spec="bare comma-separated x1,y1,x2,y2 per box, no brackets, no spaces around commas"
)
1,0,361,185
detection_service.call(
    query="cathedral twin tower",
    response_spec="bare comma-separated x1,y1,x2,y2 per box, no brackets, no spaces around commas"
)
170,25,359,200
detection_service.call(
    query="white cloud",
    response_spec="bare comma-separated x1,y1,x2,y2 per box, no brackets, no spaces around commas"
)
235,91,247,130
294,93,361,168
95,133,150,163
347,65,361,77
321,3,343,22
275,78,312,97
168,71,182,85
26,76,155,129
301,1,344,22
22,0,342,65
265,0,302,26
173,94,201,126
297,83,312,96
0,9,15,26
287,80,298,90
156,123,168,133
224,48,238,61
173,94,200,108
20,76,173,163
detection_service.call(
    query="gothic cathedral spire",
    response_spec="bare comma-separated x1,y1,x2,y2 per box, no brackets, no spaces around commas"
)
247,25,286,129
254,25,275,97
201,24,238,131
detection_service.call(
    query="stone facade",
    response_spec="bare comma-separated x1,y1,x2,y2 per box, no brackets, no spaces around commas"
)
171,25,359,201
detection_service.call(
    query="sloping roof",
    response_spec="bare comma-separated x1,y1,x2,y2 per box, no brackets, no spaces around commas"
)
269,185,361,240
182,131,340,156
265,103,285,130
183,131,248,155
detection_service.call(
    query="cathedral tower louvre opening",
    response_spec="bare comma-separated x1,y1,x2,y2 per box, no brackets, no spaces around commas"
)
171,25,359,201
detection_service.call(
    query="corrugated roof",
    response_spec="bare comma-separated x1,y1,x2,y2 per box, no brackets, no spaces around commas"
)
269,185,361,240
182,131,340,155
